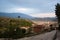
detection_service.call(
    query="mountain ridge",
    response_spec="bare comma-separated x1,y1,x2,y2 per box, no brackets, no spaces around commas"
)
0,12,34,19
0,12,57,21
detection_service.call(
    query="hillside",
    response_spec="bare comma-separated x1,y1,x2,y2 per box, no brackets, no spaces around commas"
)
0,17,32,27
0,17,33,38
0,17,33,32
0,12,34,19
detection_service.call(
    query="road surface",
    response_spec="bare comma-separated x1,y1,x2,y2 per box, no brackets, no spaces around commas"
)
0,30,56,40
55,30,60,40
18,30,56,40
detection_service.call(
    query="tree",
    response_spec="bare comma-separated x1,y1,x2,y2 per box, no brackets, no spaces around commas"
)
18,16,20,18
55,3,60,30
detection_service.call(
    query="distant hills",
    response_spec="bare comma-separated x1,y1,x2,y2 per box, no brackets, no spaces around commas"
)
0,12,34,19
0,12,57,21
32,17,57,21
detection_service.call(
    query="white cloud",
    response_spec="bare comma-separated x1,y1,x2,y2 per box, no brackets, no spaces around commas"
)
27,13,56,18
5,7,40,13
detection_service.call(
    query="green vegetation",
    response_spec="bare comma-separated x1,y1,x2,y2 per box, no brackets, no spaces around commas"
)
0,17,32,38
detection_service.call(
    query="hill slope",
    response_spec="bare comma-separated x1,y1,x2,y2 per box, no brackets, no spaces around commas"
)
0,12,34,19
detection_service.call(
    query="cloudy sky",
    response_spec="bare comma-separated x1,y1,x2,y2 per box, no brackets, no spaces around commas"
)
0,0,60,17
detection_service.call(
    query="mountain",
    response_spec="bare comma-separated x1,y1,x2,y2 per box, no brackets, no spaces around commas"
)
0,12,34,19
0,12,57,21
32,17,57,21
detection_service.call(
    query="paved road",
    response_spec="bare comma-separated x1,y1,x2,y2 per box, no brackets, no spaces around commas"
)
0,30,56,40
55,30,60,40
18,30,56,40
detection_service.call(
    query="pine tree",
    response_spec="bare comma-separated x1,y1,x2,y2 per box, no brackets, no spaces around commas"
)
55,3,60,30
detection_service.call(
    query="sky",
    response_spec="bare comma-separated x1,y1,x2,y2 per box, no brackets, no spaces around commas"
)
0,0,60,17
